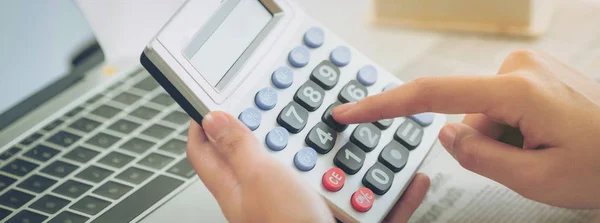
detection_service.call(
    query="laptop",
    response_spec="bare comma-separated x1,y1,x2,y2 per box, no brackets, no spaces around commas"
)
0,1,226,222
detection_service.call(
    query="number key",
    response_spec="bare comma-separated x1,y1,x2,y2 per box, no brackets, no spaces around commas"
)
350,123,381,152
322,102,348,132
339,80,368,103
294,81,325,111
310,60,340,90
305,122,337,154
362,162,394,195
333,142,365,175
277,102,308,133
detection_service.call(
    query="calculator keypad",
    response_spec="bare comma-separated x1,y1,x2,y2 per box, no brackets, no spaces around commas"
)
394,119,424,150
321,102,348,132
294,81,325,111
310,60,340,90
277,102,309,133
305,122,337,154
333,142,365,175
338,80,368,103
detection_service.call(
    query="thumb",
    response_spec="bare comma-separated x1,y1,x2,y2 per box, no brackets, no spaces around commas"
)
202,111,268,180
438,123,546,191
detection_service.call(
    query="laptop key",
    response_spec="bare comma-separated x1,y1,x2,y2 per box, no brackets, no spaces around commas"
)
23,145,60,162
91,175,183,223
142,124,174,140
91,105,121,119
139,153,174,170
0,146,22,160
86,132,120,149
76,166,113,183
180,128,189,137
167,158,196,179
47,131,81,148
69,196,111,216
69,117,101,133
108,119,140,134
120,137,155,154
18,174,57,193
20,132,43,146
151,93,175,106
0,174,16,192
159,139,186,155
86,94,104,104
93,181,132,200
0,207,11,221
115,167,153,185
112,92,141,105
49,211,89,223
29,194,70,214
0,189,35,208
65,106,84,117
1,159,38,176
43,119,64,132
98,151,134,168
163,111,190,125
41,160,78,178
130,106,159,120
52,180,92,199
133,76,159,91
6,210,47,223
63,146,99,163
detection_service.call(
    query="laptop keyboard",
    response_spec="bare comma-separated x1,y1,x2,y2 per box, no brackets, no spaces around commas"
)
0,70,196,223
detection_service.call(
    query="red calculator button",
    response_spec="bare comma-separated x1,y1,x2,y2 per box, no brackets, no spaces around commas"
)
322,167,345,192
351,187,375,212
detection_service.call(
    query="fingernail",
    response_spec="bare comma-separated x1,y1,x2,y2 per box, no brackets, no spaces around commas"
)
332,102,357,116
202,112,230,141
439,124,457,153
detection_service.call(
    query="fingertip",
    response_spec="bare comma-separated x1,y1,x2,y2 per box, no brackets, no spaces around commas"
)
331,102,356,124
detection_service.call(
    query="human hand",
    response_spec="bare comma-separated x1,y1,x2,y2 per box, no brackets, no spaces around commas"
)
186,111,430,222
332,50,600,209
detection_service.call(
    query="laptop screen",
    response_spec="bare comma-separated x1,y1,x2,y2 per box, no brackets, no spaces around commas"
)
0,1,94,117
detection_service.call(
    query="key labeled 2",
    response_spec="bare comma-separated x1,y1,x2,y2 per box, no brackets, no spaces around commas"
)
310,60,340,90
306,122,337,154
294,80,325,111
351,123,381,152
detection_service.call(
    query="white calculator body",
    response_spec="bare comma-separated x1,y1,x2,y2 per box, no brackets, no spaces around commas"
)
140,0,446,222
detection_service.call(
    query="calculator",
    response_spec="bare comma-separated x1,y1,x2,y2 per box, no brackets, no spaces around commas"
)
140,0,446,222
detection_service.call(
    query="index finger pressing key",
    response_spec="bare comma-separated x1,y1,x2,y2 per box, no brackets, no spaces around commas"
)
332,75,526,125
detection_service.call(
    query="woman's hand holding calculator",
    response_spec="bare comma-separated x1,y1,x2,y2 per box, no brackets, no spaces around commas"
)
333,50,600,210
185,111,430,222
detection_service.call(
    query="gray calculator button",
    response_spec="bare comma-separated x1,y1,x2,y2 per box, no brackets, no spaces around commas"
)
7,210,47,223
0,189,34,209
69,196,111,216
18,174,57,193
53,180,92,199
333,142,365,175
394,119,423,150
363,162,394,195
75,166,113,183
70,117,101,133
254,87,278,110
116,167,153,185
373,119,394,130
350,123,381,152
91,105,121,119
98,151,134,168
238,107,262,131
41,161,78,178
86,132,120,149
357,65,378,86
50,211,89,223
24,145,60,162
121,137,155,154
330,46,351,67
93,181,132,200
130,106,160,120
108,119,140,134
30,194,70,214
409,113,435,127
305,122,337,154
277,101,309,133
310,60,340,90
265,127,289,151
139,153,174,170
304,27,324,48
271,66,294,89
112,92,141,105
339,80,368,103
2,159,38,176
379,141,409,172
322,102,348,132
63,146,99,163
288,45,310,68
294,80,325,111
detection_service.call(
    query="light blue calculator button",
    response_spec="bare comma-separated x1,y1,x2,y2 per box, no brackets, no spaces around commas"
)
271,67,294,89
294,147,317,171
238,107,261,130
357,65,378,86
255,87,278,110
409,112,434,126
330,46,351,67
304,27,324,48
266,127,289,151
383,83,398,92
288,46,310,68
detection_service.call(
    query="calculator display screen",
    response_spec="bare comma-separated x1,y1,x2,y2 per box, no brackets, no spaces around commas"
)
183,0,277,91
